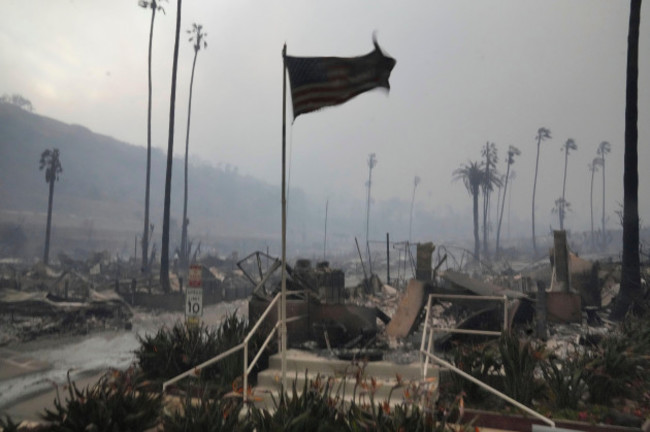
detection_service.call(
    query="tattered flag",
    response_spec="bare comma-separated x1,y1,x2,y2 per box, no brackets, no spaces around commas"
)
285,39,396,119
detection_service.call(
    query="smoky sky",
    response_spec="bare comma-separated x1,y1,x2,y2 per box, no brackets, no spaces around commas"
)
1,0,648,235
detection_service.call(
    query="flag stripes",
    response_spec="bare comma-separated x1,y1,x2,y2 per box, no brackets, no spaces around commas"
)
285,42,396,119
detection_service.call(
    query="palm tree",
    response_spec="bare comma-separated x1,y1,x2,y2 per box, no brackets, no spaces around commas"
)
138,0,165,273
531,127,551,254
408,175,420,243
559,138,577,230
496,145,520,255
588,157,603,249
495,173,507,236
597,141,611,249
507,170,516,239
453,161,484,260
365,153,377,273
39,148,62,265
612,0,642,320
180,23,207,275
160,0,182,294
481,142,498,257
552,197,571,227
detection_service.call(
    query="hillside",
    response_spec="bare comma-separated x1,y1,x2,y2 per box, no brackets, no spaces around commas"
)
0,103,321,258
0,103,488,262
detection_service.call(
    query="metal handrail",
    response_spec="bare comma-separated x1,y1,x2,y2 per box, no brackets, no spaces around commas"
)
421,293,508,377
163,291,285,401
419,292,555,429
421,350,555,429
162,342,245,391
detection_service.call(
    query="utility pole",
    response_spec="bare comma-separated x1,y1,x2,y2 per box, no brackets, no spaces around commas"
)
365,153,377,276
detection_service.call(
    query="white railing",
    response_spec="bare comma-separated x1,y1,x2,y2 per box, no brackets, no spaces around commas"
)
162,291,301,402
420,350,555,428
420,292,555,429
420,293,508,377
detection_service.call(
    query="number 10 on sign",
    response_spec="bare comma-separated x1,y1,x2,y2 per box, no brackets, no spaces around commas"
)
186,265,203,325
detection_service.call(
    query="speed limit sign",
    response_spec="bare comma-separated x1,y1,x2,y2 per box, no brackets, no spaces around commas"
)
186,287,203,317
186,265,203,324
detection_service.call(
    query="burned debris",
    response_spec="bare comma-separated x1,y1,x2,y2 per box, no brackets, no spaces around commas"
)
1,229,648,430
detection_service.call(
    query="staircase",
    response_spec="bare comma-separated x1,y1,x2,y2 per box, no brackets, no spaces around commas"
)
251,349,438,410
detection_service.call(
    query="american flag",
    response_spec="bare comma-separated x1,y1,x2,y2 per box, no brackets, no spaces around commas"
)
285,42,396,119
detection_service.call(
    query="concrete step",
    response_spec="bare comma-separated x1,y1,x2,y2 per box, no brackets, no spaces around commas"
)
266,349,426,380
250,349,438,410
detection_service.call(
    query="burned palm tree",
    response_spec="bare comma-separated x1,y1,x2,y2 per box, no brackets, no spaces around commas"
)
506,170,516,239
453,161,484,261
531,127,551,254
365,153,377,272
496,145,520,255
180,23,207,275
138,0,165,272
559,138,577,230
160,0,182,294
612,0,642,320
588,157,603,249
408,175,420,244
481,142,498,258
597,141,611,249
39,149,62,265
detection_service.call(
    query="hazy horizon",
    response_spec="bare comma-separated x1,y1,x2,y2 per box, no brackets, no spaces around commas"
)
1,1,649,247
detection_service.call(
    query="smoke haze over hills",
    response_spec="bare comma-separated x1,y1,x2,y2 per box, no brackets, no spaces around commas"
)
1,103,487,260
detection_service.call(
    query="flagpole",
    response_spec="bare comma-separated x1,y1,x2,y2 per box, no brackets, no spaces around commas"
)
280,43,287,388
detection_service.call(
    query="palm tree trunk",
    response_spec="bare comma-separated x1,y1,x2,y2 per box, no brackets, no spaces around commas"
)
508,179,513,239
601,156,606,249
612,0,642,320
590,166,595,249
560,147,568,230
495,184,502,233
142,6,156,272
473,189,480,261
44,177,54,265
408,182,416,243
496,163,510,256
161,0,182,294
181,49,198,276
482,143,489,257
482,187,488,256
532,140,541,254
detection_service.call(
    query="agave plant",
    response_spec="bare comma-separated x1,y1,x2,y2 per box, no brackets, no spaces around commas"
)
498,331,545,406
249,372,472,432
135,313,266,392
136,320,221,384
449,342,501,404
583,335,637,405
0,416,20,432
41,367,162,432
163,384,250,432
250,373,349,432
541,349,588,410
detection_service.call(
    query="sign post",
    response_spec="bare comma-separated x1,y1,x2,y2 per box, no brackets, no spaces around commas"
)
186,264,203,327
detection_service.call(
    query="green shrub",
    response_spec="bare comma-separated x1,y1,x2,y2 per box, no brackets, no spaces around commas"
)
135,313,266,392
448,341,501,404
250,374,349,432
41,367,161,432
0,416,20,432
584,335,637,405
249,374,471,432
498,331,544,406
136,320,221,383
541,349,588,410
163,385,251,432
